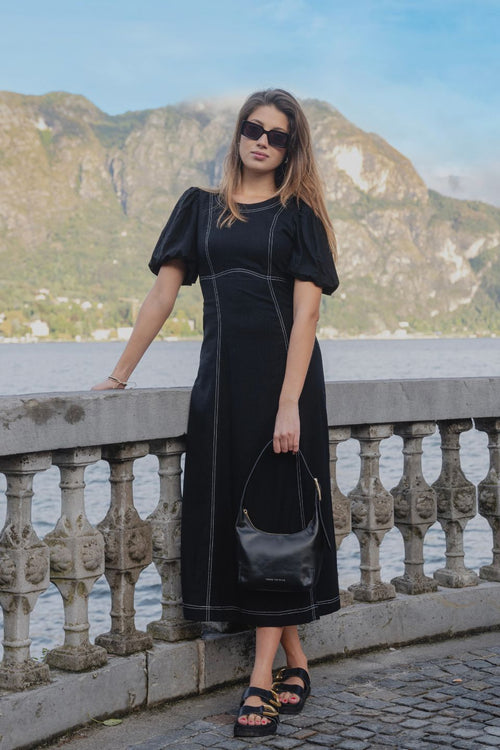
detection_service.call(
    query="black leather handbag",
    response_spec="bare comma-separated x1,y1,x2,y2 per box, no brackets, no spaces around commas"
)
235,441,331,592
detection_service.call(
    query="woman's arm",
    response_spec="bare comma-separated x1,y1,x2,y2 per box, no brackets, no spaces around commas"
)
92,260,186,390
273,279,322,453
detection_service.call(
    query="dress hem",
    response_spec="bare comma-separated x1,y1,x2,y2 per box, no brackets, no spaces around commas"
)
182,596,341,627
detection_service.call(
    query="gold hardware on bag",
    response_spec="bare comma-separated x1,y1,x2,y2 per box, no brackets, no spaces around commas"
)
313,478,322,501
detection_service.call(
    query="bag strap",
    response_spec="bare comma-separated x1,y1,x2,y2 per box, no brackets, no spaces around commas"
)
238,440,331,548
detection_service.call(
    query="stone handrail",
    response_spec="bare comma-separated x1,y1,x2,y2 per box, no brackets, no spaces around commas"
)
0,378,499,749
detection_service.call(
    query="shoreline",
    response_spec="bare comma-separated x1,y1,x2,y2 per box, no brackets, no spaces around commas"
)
0,332,498,345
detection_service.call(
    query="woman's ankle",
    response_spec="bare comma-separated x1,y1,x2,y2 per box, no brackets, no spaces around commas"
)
249,670,273,691
286,656,308,669
281,647,308,669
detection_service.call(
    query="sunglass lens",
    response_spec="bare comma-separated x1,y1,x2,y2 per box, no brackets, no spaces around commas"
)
241,121,264,140
268,131,289,149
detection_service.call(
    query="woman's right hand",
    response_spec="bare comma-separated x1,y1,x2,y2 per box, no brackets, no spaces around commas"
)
91,377,126,391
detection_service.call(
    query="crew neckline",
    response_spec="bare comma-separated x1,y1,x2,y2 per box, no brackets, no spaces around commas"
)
237,196,281,208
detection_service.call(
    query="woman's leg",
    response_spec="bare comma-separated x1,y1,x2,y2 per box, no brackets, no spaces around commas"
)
237,625,284,726
277,625,309,705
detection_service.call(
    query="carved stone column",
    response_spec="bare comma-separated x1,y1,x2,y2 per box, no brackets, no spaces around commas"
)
329,426,353,607
433,420,479,588
475,418,500,581
390,422,438,594
96,443,153,655
43,448,107,670
348,424,396,602
147,438,201,641
0,453,51,690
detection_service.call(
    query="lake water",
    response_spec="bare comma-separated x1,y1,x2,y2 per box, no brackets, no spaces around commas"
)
1,337,499,393
0,338,498,655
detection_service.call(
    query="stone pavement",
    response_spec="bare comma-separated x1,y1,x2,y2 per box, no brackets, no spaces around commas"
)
44,631,500,750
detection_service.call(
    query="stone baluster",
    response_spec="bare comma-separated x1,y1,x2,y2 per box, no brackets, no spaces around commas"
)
433,420,479,587
43,448,107,670
0,453,52,690
475,418,500,581
329,426,353,607
96,443,153,655
147,438,201,641
348,425,396,602
390,422,438,594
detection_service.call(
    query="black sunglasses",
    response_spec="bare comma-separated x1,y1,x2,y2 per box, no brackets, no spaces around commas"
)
240,120,289,149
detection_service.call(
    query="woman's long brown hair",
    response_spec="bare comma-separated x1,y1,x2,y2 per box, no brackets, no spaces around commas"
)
218,88,337,259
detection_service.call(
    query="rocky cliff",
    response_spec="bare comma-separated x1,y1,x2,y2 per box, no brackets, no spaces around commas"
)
1,90,499,337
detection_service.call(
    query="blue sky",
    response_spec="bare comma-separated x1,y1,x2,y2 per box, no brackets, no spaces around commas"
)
1,0,499,205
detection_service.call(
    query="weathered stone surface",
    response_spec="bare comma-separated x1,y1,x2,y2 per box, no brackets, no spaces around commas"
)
0,452,52,690
198,629,256,691
96,442,153,655
0,651,147,750
329,427,354,607
348,424,396,602
0,388,192,457
2,378,500,457
433,420,480,588
300,583,500,662
44,447,107,671
147,438,201,642
475,418,500,582
391,421,438,595
146,640,199,705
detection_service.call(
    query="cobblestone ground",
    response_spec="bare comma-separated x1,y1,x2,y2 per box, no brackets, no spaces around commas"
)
45,635,500,750
126,643,500,750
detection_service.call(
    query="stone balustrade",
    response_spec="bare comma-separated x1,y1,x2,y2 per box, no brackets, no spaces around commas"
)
0,378,499,749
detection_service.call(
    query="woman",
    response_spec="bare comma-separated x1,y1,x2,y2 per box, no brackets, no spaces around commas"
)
93,88,340,738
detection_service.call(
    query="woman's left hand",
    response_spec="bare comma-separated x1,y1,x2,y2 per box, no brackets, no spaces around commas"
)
273,400,300,454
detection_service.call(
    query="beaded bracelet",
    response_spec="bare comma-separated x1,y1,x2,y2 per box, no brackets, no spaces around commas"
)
108,375,129,387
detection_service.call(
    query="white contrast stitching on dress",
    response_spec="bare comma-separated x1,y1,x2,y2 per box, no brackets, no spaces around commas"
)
200,269,288,283
267,205,288,348
239,200,282,212
183,594,340,617
203,193,219,618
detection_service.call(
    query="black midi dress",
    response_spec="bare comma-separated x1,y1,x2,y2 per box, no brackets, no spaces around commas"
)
149,187,341,626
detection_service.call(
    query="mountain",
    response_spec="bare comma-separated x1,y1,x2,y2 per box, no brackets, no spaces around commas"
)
0,90,499,339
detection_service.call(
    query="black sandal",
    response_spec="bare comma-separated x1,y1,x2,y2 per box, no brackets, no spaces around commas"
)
272,667,311,715
233,686,280,737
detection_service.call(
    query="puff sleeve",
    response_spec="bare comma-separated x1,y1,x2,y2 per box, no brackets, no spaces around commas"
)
148,187,199,285
289,201,339,295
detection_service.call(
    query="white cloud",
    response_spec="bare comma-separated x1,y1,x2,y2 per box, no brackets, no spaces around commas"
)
422,161,500,207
